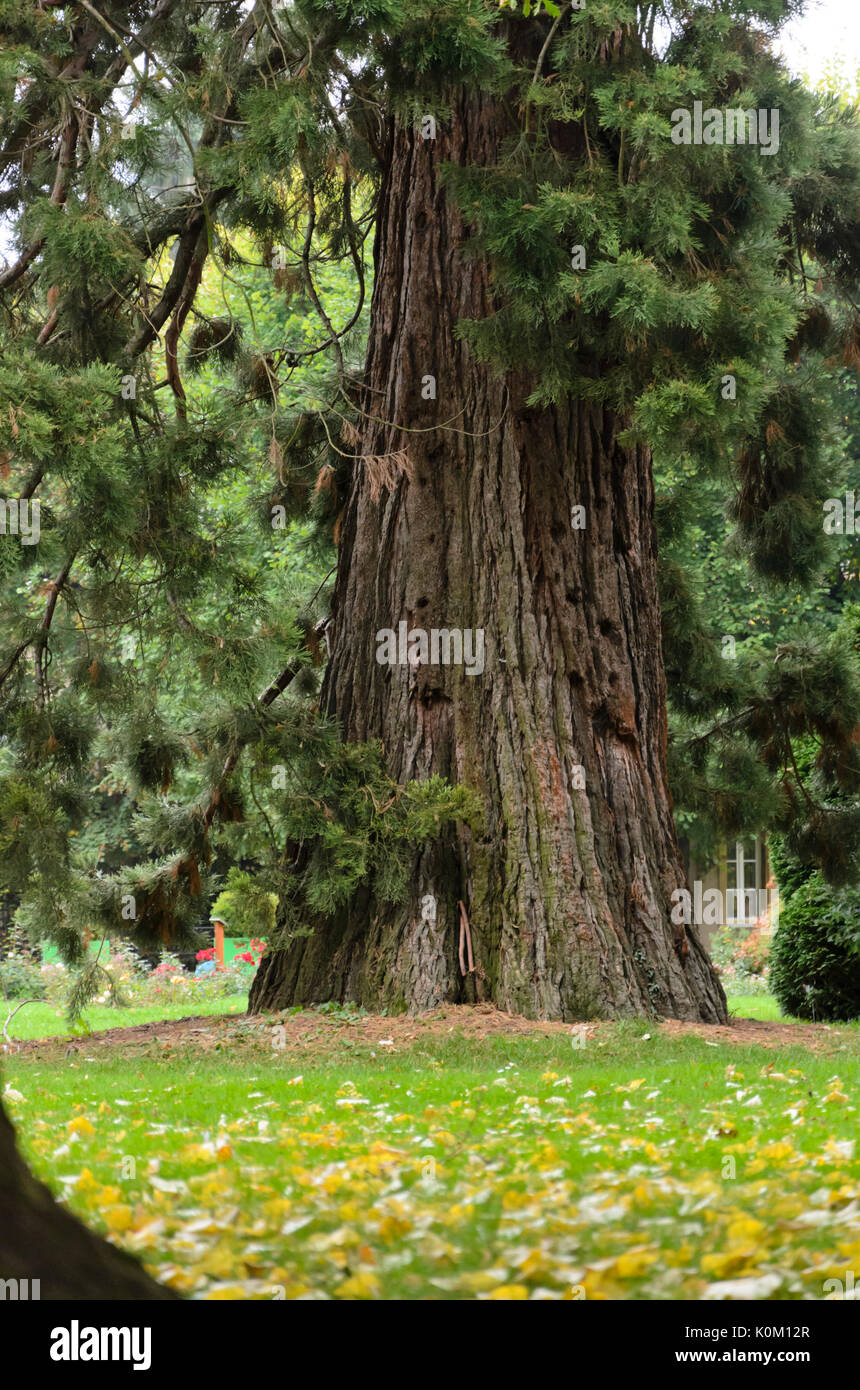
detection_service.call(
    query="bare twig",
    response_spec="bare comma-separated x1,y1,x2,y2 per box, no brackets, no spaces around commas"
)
3,998,42,1045
299,172,345,383
533,2,570,85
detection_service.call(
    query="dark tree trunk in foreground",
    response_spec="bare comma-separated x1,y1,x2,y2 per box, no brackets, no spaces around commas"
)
0,1099,174,1299
251,90,727,1024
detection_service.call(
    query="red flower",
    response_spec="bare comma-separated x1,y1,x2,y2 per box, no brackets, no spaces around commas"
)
196,947,215,961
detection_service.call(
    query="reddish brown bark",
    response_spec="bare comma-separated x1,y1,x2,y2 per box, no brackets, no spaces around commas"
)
250,88,727,1024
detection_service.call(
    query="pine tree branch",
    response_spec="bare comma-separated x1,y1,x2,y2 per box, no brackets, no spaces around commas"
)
124,209,208,358
35,553,77,705
0,636,35,695
0,114,79,294
164,232,208,419
201,615,332,832
272,176,369,369
532,2,570,86
299,171,345,384
0,22,99,179
0,554,77,696
99,0,185,90
36,308,59,347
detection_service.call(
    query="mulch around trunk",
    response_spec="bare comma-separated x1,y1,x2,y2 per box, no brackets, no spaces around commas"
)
2,1001,850,1063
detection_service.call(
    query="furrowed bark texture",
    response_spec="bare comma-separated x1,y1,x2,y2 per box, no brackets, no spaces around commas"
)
250,89,727,1024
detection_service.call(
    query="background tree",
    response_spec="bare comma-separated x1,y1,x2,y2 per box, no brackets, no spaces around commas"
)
656,58,860,870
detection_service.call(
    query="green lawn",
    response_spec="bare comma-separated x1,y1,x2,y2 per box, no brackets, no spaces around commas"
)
2,995,249,1041
4,1011,860,1300
726,994,784,1021
727,994,860,1027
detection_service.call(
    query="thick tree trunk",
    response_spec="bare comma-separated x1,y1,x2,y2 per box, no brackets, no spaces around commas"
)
251,89,727,1024
0,1097,175,1298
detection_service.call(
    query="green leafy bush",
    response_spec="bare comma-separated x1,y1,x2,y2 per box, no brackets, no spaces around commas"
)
768,833,814,904
769,873,860,1022
211,869,277,940
0,950,46,1000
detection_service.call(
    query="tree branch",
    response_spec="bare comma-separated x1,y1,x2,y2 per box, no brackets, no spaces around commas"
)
164,231,208,419
0,113,79,294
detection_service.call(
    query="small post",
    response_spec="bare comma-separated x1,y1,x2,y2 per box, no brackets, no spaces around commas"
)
211,917,226,969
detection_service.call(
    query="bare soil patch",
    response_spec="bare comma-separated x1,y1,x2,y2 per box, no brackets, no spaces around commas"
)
660,1015,846,1050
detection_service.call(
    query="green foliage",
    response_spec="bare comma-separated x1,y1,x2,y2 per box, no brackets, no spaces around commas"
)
0,949,46,1001
120,711,189,797
275,751,481,942
769,873,860,1022
666,563,860,877
211,869,277,938
768,829,814,903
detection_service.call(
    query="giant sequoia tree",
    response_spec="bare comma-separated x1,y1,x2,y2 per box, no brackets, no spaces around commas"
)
255,83,727,1020
249,0,860,1021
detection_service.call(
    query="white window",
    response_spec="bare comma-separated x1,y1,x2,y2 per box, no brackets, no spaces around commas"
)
724,837,767,924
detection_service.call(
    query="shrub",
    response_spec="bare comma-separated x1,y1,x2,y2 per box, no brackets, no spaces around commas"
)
768,833,814,903
769,872,860,1022
39,959,70,1005
0,951,46,1000
106,946,250,1006
210,869,276,940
